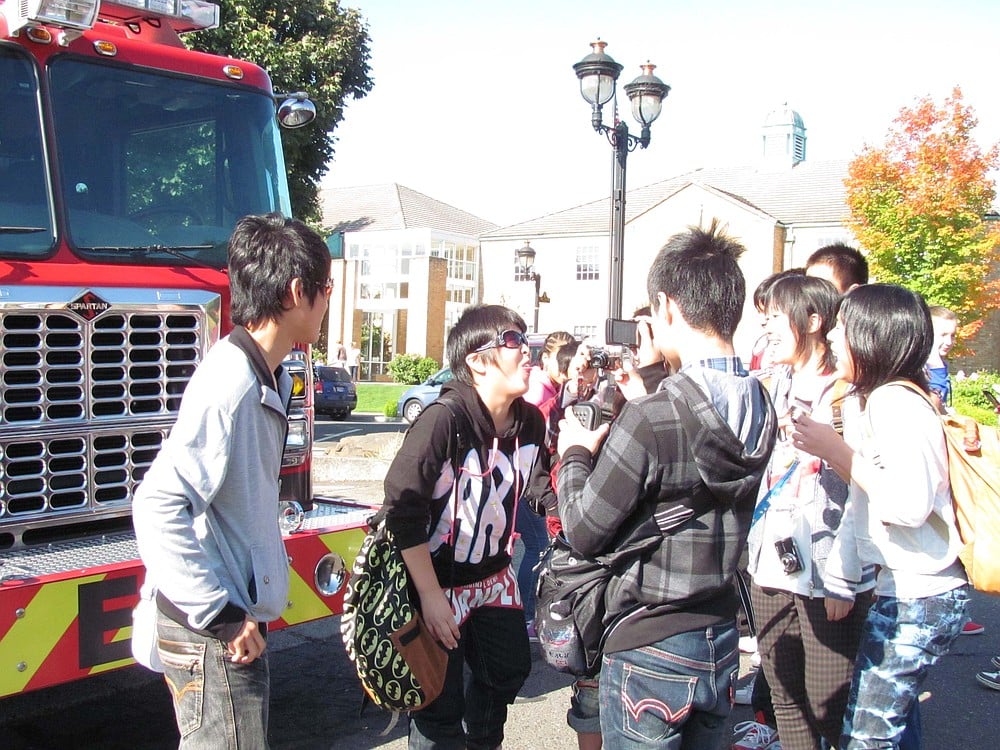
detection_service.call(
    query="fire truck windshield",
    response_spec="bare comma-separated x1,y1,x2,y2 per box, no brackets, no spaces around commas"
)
46,56,293,268
0,46,54,257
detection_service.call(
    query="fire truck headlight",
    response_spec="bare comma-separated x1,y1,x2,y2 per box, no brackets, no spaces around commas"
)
315,553,347,597
277,93,317,129
285,419,308,451
278,500,304,534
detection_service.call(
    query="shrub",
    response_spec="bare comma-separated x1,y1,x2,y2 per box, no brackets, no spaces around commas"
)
383,400,398,418
953,370,1000,426
387,353,440,385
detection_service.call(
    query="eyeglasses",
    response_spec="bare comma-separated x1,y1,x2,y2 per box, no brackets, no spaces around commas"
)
473,329,528,353
323,279,334,297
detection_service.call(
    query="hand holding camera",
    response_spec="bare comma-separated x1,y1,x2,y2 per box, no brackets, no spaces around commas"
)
557,406,610,457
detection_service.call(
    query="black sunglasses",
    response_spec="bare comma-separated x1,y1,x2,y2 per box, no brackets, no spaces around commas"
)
472,329,528,353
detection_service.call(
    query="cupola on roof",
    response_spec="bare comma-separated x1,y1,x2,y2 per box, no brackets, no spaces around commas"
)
763,103,805,130
762,103,806,168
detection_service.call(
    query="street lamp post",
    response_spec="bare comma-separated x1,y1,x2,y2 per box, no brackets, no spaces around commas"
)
516,241,541,333
573,40,670,319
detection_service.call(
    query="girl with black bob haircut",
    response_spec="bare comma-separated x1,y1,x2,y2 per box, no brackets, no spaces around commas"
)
791,283,969,749
835,283,932,400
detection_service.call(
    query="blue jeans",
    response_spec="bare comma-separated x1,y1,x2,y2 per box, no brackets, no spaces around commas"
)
515,499,548,622
599,623,738,750
841,586,969,750
408,604,531,750
155,610,270,749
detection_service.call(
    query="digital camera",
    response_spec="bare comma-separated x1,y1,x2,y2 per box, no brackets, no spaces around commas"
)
774,537,803,575
588,347,622,371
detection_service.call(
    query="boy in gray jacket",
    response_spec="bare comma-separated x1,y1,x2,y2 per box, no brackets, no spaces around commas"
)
133,213,331,748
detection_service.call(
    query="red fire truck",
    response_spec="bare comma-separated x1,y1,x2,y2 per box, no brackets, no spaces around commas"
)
0,0,370,699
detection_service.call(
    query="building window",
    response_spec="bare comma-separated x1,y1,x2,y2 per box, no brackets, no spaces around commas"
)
576,246,600,280
573,325,597,339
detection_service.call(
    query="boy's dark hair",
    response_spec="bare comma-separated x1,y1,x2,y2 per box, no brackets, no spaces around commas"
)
839,283,931,398
806,243,868,291
447,304,527,385
766,274,840,372
646,220,747,339
228,213,330,328
555,340,580,376
753,268,805,312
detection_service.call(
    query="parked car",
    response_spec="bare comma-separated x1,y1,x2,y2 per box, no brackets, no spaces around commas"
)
314,365,357,419
397,366,453,423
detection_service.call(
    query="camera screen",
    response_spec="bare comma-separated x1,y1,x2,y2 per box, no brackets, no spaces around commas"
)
605,318,639,347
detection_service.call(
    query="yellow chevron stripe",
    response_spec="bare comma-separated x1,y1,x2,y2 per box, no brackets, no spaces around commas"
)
282,561,332,625
0,573,106,697
321,527,366,558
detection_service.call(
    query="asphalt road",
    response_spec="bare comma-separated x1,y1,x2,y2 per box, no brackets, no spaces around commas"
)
314,413,408,446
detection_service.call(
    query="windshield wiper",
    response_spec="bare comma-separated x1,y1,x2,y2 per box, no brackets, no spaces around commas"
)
89,244,225,271
1,226,47,233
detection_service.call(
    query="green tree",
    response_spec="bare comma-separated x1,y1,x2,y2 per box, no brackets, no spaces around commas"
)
189,1,372,220
845,87,1000,335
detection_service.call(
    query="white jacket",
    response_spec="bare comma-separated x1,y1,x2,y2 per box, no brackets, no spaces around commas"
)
842,383,967,598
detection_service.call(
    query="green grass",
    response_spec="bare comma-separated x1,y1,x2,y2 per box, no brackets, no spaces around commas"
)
356,383,408,413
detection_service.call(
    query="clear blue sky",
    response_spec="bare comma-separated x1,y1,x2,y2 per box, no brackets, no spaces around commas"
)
321,0,1000,227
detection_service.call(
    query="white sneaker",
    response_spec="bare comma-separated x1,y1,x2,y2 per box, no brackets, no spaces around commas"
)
750,650,762,668
739,635,758,653
732,720,780,749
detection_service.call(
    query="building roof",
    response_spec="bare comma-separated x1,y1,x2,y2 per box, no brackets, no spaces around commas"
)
481,159,850,239
319,183,499,237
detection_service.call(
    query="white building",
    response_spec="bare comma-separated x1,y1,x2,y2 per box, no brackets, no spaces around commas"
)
319,183,497,377
480,105,856,357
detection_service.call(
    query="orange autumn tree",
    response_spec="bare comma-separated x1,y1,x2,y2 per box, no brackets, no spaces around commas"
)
845,87,1000,337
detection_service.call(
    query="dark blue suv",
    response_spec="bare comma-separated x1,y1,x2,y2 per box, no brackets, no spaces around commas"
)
313,365,357,420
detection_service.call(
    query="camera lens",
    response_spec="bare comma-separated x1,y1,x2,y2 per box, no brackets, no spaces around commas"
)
589,350,609,369
780,553,799,574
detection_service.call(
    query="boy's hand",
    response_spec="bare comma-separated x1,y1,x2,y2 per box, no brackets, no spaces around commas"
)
557,416,610,456
227,616,266,664
614,360,649,401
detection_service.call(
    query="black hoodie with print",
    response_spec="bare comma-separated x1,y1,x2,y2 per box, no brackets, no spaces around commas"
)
383,380,554,587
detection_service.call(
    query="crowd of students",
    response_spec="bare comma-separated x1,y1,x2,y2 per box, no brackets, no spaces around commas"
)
130,213,982,750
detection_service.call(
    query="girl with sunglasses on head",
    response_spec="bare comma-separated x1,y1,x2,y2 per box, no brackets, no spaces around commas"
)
791,284,969,749
382,305,556,750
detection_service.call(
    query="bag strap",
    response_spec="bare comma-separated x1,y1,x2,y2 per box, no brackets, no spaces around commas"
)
750,458,799,529
825,378,851,437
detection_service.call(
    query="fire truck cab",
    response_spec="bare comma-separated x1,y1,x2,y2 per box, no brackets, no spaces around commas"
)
0,0,370,699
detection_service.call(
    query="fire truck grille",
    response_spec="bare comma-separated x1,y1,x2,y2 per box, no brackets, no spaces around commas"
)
0,427,166,519
0,311,201,425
